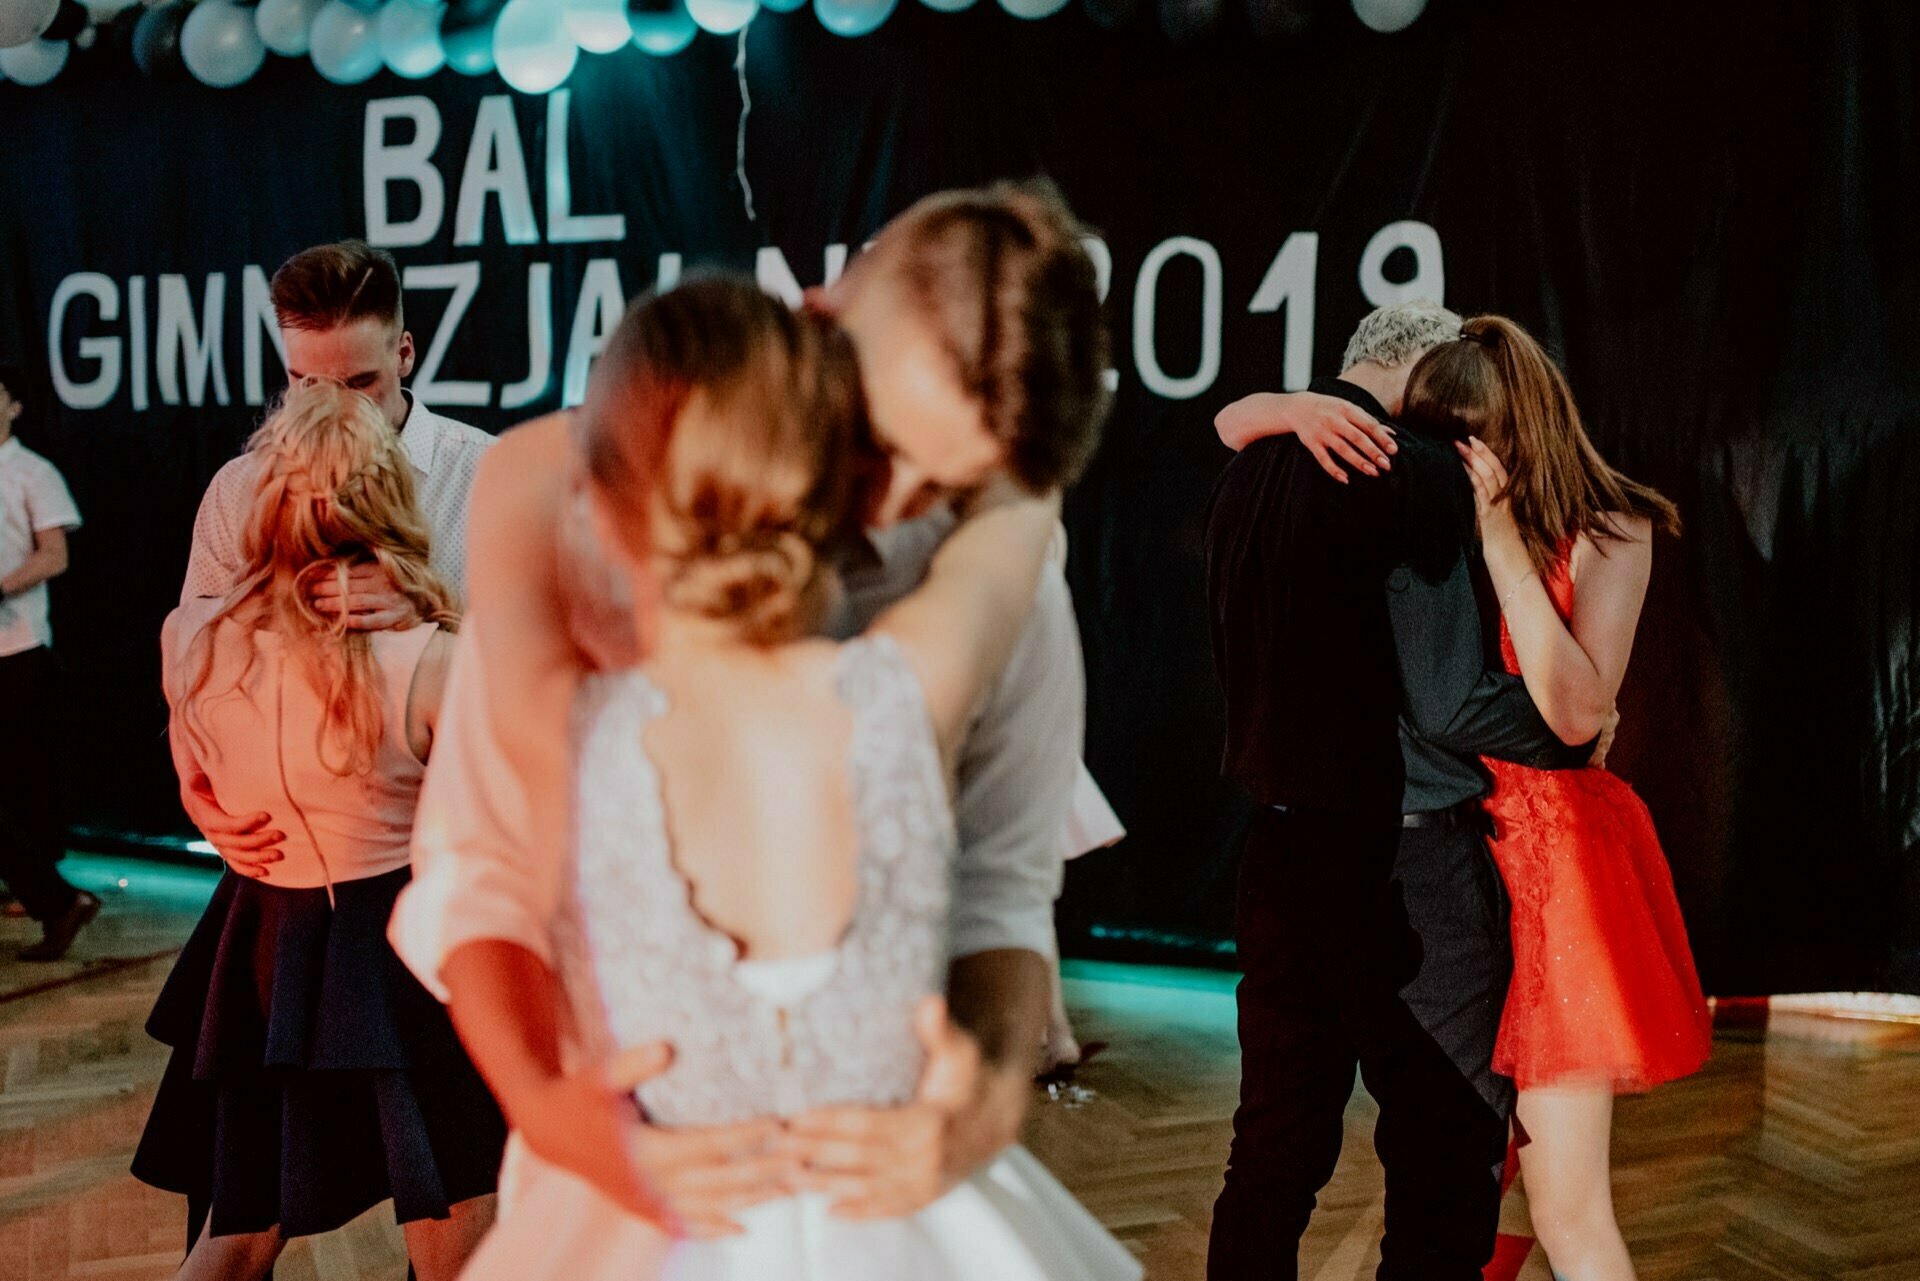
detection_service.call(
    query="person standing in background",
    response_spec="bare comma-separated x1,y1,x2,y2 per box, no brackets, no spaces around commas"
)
0,363,97,962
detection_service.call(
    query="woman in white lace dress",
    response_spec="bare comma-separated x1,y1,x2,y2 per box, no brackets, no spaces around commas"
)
441,278,1139,1281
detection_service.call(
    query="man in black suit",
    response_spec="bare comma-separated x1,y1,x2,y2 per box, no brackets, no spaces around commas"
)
1203,303,1603,1281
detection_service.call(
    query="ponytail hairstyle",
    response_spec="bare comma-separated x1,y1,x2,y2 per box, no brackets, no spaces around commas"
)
181,378,459,776
579,275,868,647
1400,314,1680,574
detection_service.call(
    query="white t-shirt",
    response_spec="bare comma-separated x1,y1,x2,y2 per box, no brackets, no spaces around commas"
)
0,436,82,658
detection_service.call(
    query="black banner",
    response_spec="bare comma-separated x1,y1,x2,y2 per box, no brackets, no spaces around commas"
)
3,2,1916,994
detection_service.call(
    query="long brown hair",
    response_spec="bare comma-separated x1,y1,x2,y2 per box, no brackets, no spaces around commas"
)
580,275,868,647
1400,314,1680,574
181,378,459,775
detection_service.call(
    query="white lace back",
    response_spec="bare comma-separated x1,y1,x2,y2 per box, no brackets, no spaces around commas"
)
555,635,955,1126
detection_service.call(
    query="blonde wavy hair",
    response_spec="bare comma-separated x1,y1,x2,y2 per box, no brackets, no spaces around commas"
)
180,378,460,775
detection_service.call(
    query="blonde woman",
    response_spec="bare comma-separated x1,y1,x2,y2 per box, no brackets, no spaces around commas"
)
133,379,503,1281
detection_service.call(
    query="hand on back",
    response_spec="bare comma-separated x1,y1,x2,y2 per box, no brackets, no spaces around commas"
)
306,562,419,632
1215,390,1398,483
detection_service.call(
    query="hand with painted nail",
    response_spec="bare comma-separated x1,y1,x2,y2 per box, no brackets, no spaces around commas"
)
1214,390,1398,483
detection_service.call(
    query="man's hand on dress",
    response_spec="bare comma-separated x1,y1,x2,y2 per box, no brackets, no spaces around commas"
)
180,771,284,878
783,995,1019,1219
510,1043,794,1241
306,562,419,631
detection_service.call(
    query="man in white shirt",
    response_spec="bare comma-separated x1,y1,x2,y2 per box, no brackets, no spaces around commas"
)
177,241,494,862
0,365,98,960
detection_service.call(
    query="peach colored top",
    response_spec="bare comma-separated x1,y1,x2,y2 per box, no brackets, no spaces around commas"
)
161,596,440,892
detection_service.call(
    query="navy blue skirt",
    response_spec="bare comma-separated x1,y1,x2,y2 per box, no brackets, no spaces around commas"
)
132,867,507,1239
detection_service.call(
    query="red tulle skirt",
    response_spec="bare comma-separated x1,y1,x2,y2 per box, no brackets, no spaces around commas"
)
1483,761,1712,1093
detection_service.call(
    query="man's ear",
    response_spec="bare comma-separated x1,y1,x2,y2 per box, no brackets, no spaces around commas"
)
396,330,417,381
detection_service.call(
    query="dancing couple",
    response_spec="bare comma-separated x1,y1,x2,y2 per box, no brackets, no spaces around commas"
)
1205,302,1712,1281
139,187,1140,1281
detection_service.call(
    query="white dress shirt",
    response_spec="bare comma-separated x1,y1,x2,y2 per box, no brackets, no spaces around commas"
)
179,393,494,604
392,506,1093,1000
0,436,82,658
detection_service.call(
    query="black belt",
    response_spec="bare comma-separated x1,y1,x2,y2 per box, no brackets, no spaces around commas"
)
1401,799,1495,838
1265,799,1495,839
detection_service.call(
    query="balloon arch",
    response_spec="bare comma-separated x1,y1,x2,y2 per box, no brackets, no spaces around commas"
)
0,0,1428,93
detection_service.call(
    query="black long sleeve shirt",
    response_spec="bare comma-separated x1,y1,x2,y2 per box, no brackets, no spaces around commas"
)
1204,378,1588,818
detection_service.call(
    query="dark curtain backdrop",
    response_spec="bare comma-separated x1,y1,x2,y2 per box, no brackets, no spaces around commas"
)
2,1,1915,994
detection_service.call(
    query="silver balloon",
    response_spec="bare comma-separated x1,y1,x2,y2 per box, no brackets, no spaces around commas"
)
564,0,629,49
310,0,382,82
0,0,58,49
1349,0,1423,33
813,0,891,36
257,0,326,56
628,0,694,56
0,34,66,82
493,0,575,94
686,0,753,34
183,0,267,86
998,0,1068,17
379,0,446,76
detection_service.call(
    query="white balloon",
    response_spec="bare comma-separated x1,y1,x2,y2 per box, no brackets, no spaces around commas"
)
183,0,267,86
256,0,325,55
1349,0,1424,34
494,0,575,94
379,0,446,76
564,0,627,51
918,0,975,12
686,0,753,35
813,0,893,36
442,20,495,74
0,34,65,82
0,0,57,50
628,3,694,55
997,0,1066,15
309,0,382,83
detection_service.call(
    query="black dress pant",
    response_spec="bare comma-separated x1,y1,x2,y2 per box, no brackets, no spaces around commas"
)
0,645,79,923
1208,806,1515,1281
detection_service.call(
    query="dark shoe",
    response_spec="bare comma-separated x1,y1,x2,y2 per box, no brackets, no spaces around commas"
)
19,891,100,962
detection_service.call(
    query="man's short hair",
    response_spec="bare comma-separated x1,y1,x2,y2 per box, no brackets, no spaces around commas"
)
0,363,24,403
270,240,404,333
1341,300,1463,371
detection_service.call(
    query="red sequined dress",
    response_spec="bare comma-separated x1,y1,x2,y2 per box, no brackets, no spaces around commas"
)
1483,553,1712,1092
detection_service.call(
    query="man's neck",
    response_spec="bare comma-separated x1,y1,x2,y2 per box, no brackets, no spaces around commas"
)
1336,362,1403,417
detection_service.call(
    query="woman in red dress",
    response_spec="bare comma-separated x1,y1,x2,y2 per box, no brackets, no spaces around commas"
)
1401,316,1712,1281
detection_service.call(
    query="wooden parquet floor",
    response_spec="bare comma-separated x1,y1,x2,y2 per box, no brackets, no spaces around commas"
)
2,856,1916,1280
